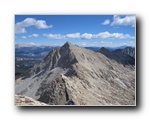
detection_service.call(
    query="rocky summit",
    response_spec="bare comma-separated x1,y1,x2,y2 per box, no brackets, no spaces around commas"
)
15,42,135,105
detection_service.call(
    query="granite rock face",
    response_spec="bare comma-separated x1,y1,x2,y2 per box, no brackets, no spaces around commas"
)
15,42,135,105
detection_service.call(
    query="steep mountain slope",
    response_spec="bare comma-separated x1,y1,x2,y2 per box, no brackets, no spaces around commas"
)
98,47,135,66
113,47,135,58
15,42,135,105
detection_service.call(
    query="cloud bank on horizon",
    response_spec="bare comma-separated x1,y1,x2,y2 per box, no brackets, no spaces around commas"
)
43,32,134,40
15,15,135,47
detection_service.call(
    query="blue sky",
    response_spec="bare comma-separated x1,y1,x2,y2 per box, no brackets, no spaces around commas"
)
15,15,135,47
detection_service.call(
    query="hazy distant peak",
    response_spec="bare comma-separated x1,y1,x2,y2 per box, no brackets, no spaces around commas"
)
98,47,111,54
15,43,57,48
100,47,109,51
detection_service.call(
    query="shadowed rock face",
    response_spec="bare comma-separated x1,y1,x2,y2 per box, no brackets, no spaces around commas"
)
37,76,71,105
98,47,135,66
113,47,135,58
15,42,135,105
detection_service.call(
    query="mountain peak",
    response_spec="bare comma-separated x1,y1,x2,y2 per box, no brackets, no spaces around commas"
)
61,42,77,52
99,47,110,53
63,42,72,47
100,47,108,50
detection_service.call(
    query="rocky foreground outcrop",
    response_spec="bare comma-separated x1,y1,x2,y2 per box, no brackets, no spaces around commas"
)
15,95,48,106
15,42,135,105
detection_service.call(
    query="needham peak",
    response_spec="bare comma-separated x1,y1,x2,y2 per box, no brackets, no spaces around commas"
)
15,42,135,105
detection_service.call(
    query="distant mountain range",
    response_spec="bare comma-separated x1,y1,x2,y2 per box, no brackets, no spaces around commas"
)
15,42,135,105
15,44,59,58
85,45,135,52
15,43,57,48
15,43,135,58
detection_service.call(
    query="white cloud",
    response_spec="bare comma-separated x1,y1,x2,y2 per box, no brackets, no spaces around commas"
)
81,33,93,39
43,33,65,39
93,31,133,39
102,19,110,25
122,42,127,45
16,18,36,28
66,33,80,39
43,31,134,40
15,27,26,34
111,15,135,27
119,41,135,46
29,42,36,45
15,18,53,34
95,32,110,39
22,36,27,39
130,41,134,44
29,34,39,38
34,20,53,29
